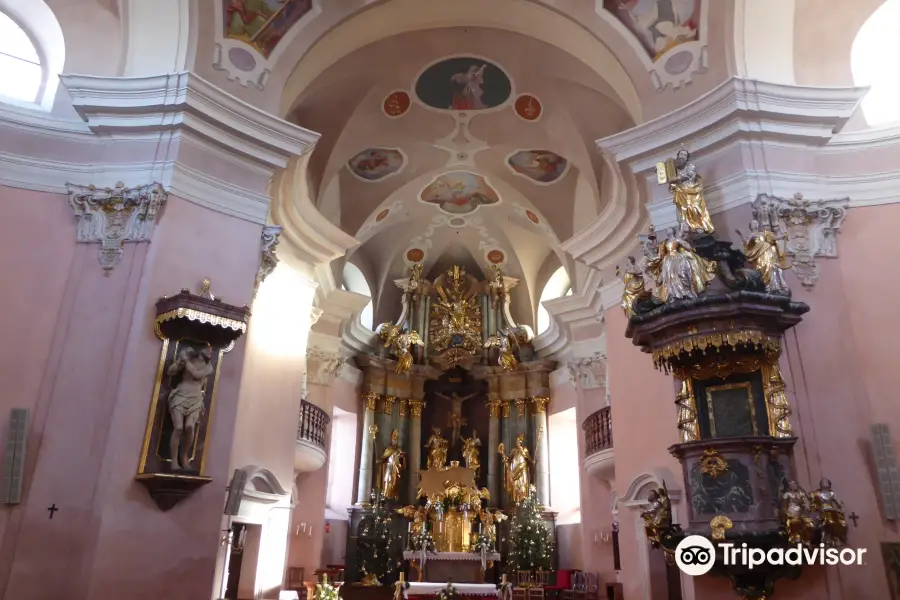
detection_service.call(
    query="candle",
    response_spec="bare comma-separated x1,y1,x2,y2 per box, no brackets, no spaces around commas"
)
502,574,508,585
400,572,405,583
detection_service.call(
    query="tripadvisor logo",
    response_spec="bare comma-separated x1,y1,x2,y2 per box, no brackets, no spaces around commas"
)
675,535,867,577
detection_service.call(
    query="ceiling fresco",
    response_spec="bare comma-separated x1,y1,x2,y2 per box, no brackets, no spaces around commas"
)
419,172,501,215
604,0,701,61
415,57,512,111
506,150,569,184
347,148,407,182
223,0,313,57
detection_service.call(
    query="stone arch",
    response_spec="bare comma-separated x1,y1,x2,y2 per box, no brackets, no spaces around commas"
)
621,468,682,507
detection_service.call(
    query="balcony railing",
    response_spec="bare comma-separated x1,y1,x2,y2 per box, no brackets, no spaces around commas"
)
583,406,613,455
297,399,330,449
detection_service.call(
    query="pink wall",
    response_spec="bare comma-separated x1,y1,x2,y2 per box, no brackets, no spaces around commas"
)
0,190,262,600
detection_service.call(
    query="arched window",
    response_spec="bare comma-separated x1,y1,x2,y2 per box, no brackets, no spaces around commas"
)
0,11,42,103
342,262,374,330
852,0,900,127
537,267,571,335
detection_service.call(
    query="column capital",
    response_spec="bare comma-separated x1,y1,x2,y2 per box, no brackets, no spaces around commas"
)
407,399,426,418
531,396,551,413
486,400,502,418
383,395,396,415
514,398,526,417
306,348,343,387
399,399,409,418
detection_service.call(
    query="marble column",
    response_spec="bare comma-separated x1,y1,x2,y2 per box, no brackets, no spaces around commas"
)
407,399,426,503
356,392,379,504
532,396,551,506
486,399,502,502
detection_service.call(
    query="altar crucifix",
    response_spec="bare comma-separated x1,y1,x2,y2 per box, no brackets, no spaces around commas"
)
434,391,477,447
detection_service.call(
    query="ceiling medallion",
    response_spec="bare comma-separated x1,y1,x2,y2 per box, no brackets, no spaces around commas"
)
375,209,390,222
347,148,406,182
414,56,512,112
406,248,425,263
514,94,542,121
383,90,411,117
507,150,569,185
486,249,506,264
525,210,540,225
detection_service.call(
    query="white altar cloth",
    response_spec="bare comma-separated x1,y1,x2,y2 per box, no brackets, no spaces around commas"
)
403,551,501,562
405,583,498,597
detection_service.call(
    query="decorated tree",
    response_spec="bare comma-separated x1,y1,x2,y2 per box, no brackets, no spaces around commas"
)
357,491,402,585
505,486,554,572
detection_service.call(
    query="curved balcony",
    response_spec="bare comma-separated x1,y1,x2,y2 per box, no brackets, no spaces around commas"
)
295,399,330,473
582,406,615,483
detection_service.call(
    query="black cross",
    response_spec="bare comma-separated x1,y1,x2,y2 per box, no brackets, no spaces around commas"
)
849,512,860,527
47,504,59,519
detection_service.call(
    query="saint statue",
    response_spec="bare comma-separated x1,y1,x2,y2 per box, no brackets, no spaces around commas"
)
478,508,508,545
167,345,214,471
393,329,424,376
484,329,518,371
397,504,429,536
781,480,814,545
435,391,477,446
645,228,717,303
617,256,653,318
424,427,448,470
487,264,506,310
640,487,673,548
810,478,848,547
737,221,791,296
379,429,405,500
461,430,482,476
499,433,532,504
666,148,715,235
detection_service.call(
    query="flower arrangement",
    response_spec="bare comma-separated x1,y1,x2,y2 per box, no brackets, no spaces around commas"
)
437,583,459,600
411,528,437,554
470,534,493,554
314,576,340,600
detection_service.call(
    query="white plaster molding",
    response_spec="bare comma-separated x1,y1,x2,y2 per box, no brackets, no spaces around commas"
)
339,361,364,386
597,78,866,166
567,351,607,391
306,348,344,386
533,268,605,359
295,439,327,474
621,470,682,508
233,465,292,524
583,448,615,484
67,181,167,272
254,225,283,297
549,367,573,389
752,193,848,290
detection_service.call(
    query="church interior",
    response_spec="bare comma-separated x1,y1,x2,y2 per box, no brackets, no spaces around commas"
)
1,1,900,599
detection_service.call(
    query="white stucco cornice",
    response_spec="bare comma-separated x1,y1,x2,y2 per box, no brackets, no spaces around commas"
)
533,268,605,359
597,78,866,169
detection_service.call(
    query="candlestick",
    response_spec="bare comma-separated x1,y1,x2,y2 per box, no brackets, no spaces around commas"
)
400,572,405,583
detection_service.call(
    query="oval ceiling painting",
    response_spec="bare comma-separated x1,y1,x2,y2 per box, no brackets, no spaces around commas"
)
420,171,500,215
415,57,512,111
347,148,406,182
507,150,569,184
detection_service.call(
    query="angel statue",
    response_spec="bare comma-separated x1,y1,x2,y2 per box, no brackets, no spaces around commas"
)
424,427,448,470
406,263,425,309
617,256,653,318
810,478,848,547
478,508,508,545
392,329,424,376
645,228,717,303
484,329,519,371
461,430,482,476
781,480,814,545
499,433,532,504
379,429,405,500
376,321,401,349
659,148,715,235
397,504,430,536
736,220,791,296
486,263,506,310
640,486,673,548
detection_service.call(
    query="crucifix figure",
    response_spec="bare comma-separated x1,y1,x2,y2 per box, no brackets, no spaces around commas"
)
435,391,477,447
849,512,859,527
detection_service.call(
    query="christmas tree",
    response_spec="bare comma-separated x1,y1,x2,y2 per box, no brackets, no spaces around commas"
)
506,486,554,572
357,491,401,584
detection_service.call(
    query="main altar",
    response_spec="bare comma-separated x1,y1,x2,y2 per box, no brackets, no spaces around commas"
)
344,263,558,586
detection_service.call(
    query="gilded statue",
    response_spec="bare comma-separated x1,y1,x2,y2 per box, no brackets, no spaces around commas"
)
431,266,482,354
424,427,448,470
167,345,214,471
461,430,482,476
781,480,814,545
737,220,791,296
499,433,532,504
392,329,424,376
435,391,476,446
379,429,406,500
478,508,508,544
641,487,673,548
662,148,715,235
486,263,506,310
617,256,653,318
645,228,717,303
484,329,518,371
810,478,848,547
376,322,401,349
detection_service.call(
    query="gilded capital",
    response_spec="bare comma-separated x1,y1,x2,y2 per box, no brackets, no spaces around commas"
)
363,392,380,412
531,396,550,413
486,400,502,419
383,395,396,415
514,398,527,417
408,399,426,418
399,399,409,418
501,400,511,418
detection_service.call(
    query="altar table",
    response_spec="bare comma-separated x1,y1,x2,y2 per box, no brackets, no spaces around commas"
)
403,551,501,583
405,583,498,598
